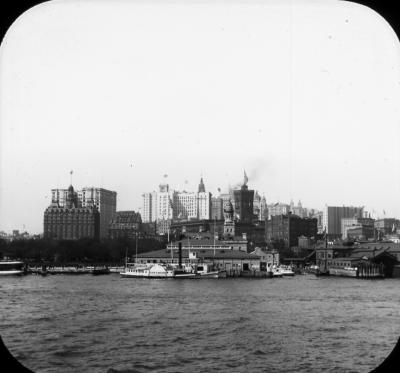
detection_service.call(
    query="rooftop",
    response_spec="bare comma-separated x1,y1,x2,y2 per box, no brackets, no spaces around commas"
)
137,249,259,260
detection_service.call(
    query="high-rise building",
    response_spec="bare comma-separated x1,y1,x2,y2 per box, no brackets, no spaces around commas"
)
173,191,198,220
323,205,364,237
44,185,100,240
253,192,267,221
142,191,157,223
197,177,211,220
51,186,116,239
211,197,224,220
233,172,254,224
157,184,174,220
78,187,117,239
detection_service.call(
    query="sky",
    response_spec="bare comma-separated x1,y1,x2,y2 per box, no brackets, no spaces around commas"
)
1,0,400,234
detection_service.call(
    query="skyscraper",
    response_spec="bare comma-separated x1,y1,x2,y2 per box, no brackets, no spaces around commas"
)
233,172,254,224
78,187,117,239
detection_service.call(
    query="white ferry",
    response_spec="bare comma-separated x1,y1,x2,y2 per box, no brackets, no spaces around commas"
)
0,260,25,276
120,263,174,278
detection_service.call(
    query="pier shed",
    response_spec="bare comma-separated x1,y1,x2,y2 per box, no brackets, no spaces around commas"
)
135,248,261,275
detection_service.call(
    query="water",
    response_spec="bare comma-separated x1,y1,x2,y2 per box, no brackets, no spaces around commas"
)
1,274,399,373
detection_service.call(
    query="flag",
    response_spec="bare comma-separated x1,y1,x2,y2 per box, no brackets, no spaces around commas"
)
70,170,73,175
163,174,168,178
244,170,248,184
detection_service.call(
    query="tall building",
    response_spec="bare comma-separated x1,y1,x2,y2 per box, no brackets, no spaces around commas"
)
157,184,174,220
173,191,198,220
44,185,100,240
78,187,117,239
211,197,224,220
253,192,267,221
51,186,116,239
197,177,211,220
142,191,157,223
266,213,318,248
323,205,364,237
233,172,254,224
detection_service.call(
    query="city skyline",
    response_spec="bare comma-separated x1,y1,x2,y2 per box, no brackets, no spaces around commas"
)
1,1,400,234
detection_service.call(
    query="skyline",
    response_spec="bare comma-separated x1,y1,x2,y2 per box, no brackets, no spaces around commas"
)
1,1,400,233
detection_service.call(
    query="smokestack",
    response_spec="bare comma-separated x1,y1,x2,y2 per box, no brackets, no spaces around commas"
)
178,242,182,268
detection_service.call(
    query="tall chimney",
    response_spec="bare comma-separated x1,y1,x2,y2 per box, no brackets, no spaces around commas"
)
178,242,182,268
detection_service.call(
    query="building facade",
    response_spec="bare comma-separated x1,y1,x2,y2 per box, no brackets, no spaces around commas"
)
44,185,100,240
78,187,117,239
266,213,318,248
267,203,290,219
322,205,364,238
51,186,116,239
108,211,142,240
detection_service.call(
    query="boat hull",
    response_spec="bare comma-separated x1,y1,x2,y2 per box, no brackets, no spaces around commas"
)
0,270,24,276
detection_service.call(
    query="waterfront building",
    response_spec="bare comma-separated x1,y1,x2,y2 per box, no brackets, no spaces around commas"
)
108,211,142,240
167,235,248,252
267,203,290,219
44,185,100,240
135,248,260,272
266,213,318,248
250,247,280,270
316,244,398,277
322,205,364,238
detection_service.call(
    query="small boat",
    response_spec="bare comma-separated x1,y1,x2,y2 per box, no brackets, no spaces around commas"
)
91,266,110,275
276,266,295,276
0,260,25,276
120,263,174,278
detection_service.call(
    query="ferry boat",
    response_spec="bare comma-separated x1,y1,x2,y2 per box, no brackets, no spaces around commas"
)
0,260,25,276
120,263,174,278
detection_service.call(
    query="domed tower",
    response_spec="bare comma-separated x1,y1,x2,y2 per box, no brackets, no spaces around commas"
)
223,199,235,238
66,185,78,208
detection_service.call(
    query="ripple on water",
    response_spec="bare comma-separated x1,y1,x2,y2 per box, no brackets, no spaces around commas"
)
1,276,400,373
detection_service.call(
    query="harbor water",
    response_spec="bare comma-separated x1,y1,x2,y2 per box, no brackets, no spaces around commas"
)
1,274,399,373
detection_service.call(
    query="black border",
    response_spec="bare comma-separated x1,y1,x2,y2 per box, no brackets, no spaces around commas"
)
0,0,399,372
